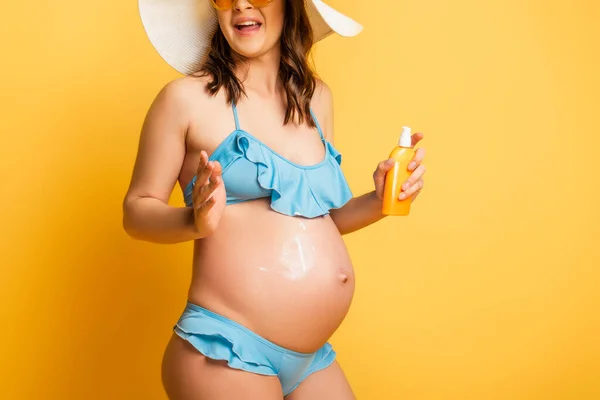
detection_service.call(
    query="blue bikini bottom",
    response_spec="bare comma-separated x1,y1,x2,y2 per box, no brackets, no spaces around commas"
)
174,301,336,396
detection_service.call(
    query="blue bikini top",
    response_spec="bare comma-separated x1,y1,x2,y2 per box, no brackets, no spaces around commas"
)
183,104,352,218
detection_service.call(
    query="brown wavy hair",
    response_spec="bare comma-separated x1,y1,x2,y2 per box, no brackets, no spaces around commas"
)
200,0,317,128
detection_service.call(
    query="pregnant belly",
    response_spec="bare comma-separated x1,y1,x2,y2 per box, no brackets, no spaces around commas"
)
188,199,355,353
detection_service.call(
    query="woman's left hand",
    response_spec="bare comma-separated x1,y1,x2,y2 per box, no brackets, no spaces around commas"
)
373,132,426,203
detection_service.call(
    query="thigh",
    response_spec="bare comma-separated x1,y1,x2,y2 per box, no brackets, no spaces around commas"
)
161,333,284,400
285,361,355,400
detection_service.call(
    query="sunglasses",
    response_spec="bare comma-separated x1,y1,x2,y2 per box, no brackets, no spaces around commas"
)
211,0,273,10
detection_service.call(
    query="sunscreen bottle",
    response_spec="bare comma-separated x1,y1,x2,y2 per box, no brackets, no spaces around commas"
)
382,126,415,216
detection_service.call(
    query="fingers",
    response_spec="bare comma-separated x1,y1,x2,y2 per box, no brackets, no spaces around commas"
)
399,178,424,200
195,151,213,187
403,164,426,189
407,147,426,171
201,161,223,205
399,164,426,200
193,155,223,211
195,161,223,217
194,175,219,216
411,132,424,147
412,187,423,202
373,158,395,199
210,159,223,181
403,143,426,200
194,170,221,204
195,195,217,218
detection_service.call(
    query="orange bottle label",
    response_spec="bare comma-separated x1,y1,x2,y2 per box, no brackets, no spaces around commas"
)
382,147,414,216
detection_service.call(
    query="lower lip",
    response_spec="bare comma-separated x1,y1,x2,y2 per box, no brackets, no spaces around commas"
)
235,24,262,37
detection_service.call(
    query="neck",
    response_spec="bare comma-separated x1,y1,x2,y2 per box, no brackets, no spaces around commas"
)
235,47,282,99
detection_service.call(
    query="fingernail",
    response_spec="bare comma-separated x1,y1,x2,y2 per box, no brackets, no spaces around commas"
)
399,193,407,200
386,159,395,166
408,162,416,170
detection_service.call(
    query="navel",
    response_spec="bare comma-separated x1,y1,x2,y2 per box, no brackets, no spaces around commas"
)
339,271,349,283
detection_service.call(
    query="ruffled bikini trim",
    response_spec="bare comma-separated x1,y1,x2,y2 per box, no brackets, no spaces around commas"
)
235,132,352,218
174,323,277,376
184,130,353,217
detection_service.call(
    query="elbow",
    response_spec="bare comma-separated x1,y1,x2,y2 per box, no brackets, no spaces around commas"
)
122,196,142,240
122,216,138,240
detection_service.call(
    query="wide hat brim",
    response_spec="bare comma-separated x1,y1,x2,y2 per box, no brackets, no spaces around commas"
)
138,0,363,75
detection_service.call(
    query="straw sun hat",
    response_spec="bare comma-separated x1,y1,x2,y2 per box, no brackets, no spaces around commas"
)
138,0,363,74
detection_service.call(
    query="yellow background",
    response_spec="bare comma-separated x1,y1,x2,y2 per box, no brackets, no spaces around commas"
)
1,0,599,398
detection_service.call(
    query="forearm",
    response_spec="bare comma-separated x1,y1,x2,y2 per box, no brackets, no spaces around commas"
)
330,191,387,235
122,196,203,244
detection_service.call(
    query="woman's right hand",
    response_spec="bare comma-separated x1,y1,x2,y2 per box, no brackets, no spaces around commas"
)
192,151,226,237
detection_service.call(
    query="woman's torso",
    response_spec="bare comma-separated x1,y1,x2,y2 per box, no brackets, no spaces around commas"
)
178,77,354,353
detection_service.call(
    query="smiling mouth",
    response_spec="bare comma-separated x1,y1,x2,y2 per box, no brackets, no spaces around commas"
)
236,21,262,31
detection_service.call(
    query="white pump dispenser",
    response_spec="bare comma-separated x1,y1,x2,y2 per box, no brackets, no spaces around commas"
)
399,126,412,148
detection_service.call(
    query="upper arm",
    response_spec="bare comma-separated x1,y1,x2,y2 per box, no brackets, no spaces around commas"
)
313,80,334,144
123,78,192,205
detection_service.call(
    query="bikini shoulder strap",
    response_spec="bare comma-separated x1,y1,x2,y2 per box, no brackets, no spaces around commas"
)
309,108,325,141
232,102,240,131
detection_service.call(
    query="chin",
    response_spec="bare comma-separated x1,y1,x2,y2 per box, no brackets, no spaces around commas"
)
231,41,267,59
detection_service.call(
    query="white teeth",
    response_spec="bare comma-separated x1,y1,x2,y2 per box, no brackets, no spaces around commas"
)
238,21,258,26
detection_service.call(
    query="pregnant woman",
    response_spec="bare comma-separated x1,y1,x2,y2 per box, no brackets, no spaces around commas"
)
123,0,426,398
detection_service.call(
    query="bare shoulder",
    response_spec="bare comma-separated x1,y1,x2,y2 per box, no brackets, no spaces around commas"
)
311,79,334,140
149,74,214,120
144,73,227,148
312,79,333,112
